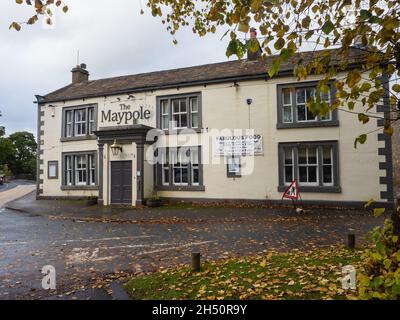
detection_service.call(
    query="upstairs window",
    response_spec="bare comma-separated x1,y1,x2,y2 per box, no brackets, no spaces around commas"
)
277,82,338,128
62,105,97,139
157,93,201,132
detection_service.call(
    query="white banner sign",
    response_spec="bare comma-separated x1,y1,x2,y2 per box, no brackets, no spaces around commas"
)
215,134,263,156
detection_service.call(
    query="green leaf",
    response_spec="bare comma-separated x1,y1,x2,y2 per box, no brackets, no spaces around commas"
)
392,284,400,295
373,207,385,217
238,22,249,33
392,84,400,93
364,198,375,209
360,10,372,21
268,59,281,77
321,20,335,35
358,113,370,124
274,38,285,50
246,38,260,53
301,16,311,28
9,22,21,31
226,39,246,58
354,134,367,148
346,71,361,87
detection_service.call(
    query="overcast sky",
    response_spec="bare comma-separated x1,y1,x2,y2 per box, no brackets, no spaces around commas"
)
0,0,230,136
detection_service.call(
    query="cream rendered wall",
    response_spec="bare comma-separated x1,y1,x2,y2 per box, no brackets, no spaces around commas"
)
40,102,98,198
151,76,385,203
40,72,386,203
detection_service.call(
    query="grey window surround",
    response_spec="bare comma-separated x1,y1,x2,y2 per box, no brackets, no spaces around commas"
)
227,156,241,178
47,161,58,179
154,146,204,191
61,104,98,141
156,92,202,134
278,141,341,193
61,150,98,190
276,81,339,129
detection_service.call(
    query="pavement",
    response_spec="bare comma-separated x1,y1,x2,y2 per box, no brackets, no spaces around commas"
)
0,180,35,207
0,182,386,300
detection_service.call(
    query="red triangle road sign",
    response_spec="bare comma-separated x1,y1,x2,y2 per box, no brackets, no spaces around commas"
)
282,179,299,200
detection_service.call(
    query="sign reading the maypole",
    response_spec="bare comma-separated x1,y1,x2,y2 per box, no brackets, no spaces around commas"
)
101,103,152,125
215,134,263,156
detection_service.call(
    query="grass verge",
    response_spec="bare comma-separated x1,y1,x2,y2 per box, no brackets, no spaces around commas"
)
124,246,362,300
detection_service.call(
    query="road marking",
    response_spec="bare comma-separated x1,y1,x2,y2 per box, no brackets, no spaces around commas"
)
64,235,155,243
66,240,217,265
0,235,155,246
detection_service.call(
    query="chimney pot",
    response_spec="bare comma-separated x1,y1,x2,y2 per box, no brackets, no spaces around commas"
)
71,63,89,84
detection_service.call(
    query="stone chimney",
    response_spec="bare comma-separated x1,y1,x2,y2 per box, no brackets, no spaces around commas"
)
71,63,89,84
247,28,262,61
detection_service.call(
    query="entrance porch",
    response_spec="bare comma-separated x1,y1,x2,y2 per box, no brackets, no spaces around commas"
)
94,125,155,206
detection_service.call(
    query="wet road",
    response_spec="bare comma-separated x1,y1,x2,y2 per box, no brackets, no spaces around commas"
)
0,203,384,299
0,180,34,193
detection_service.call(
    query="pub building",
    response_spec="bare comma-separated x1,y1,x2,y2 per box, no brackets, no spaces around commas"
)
35,34,394,208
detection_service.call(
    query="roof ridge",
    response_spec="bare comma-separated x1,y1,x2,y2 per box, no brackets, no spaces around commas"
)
86,59,245,84
41,47,366,103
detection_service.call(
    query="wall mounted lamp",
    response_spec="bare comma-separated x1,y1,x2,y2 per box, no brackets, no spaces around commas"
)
110,139,123,156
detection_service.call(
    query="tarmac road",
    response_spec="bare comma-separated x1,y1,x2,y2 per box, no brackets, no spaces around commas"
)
0,198,384,300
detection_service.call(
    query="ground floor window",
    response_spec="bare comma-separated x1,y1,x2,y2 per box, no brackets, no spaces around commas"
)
155,146,204,191
278,141,340,192
62,152,97,188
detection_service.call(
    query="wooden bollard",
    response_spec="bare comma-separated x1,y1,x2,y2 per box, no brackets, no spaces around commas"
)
347,234,355,249
192,252,201,272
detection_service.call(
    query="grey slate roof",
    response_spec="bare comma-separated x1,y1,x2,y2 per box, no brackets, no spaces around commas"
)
40,47,365,103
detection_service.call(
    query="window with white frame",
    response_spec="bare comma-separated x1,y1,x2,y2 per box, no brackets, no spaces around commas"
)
74,109,86,136
277,83,336,127
296,87,317,122
283,147,294,184
65,110,73,137
156,147,203,190
66,155,73,186
160,99,169,130
157,94,201,131
89,107,95,134
297,147,318,185
62,152,97,187
89,154,96,186
172,98,188,129
282,88,293,123
63,105,96,138
75,155,87,185
191,148,200,185
172,148,189,185
190,97,199,129
278,142,340,192
322,146,333,185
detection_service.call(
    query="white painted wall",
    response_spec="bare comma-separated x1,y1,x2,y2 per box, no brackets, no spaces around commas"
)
39,72,386,204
